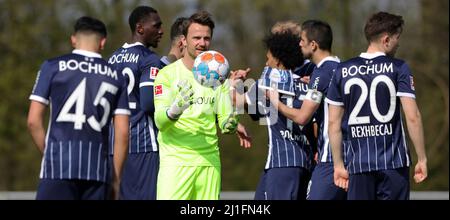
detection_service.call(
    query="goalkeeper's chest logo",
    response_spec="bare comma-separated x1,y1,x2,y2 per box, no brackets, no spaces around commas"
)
154,84,163,96
150,67,159,79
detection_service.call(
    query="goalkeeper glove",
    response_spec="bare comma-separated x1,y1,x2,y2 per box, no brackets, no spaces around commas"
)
167,80,194,120
222,112,239,134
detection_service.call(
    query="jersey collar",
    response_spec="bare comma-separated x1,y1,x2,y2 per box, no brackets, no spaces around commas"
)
72,49,102,58
316,56,340,68
359,52,386,59
122,42,145,48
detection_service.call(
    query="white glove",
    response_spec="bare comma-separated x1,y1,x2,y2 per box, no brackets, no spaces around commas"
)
167,80,194,120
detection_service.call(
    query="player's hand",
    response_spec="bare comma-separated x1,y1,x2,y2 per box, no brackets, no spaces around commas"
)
265,85,280,107
414,160,428,183
222,112,239,134
300,75,310,84
167,80,194,120
333,165,349,191
110,179,120,200
229,68,250,88
236,123,252,148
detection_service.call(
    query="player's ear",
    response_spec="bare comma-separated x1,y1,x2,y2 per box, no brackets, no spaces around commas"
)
381,33,390,47
99,37,107,51
70,35,77,48
136,23,144,35
181,35,187,48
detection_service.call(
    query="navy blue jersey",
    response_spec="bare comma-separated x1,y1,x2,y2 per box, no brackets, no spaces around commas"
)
326,52,413,174
306,57,340,163
29,50,130,183
293,59,316,78
108,42,161,154
293,60,317,156
247,67,313,170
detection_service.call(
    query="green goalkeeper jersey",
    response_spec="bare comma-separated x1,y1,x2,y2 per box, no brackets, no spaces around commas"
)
154,59,233,167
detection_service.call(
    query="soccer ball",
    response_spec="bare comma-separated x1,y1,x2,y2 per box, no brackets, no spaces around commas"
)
192,50,230,89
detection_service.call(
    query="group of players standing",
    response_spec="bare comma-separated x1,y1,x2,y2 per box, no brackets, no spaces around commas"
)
27,4,427,200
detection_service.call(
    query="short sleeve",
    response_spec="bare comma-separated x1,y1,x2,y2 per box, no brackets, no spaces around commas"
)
29,61,54,105
325,68,344,106
396,62,416,99
139,54,162,88
114,74,131,115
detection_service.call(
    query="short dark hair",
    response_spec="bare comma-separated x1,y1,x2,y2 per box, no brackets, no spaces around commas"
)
301,20,333,51
74,16,107,38
364,11,404,42
128,6,158,33
264,31,304,70
183,10,215,37
170,17,189,42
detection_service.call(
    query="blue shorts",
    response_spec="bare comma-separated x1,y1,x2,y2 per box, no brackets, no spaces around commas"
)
119,151,159,200
307,162,347,200
348,167,409,200
36,179,109,200
254,167,311,200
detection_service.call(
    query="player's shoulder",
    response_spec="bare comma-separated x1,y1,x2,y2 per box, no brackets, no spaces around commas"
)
155,59,180,82
39,53,74,70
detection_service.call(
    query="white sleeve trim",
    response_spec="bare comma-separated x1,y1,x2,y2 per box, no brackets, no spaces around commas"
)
29,95,49,105
114,109,131,115
325,97,344,106
397,92,416,99
139,82,154,88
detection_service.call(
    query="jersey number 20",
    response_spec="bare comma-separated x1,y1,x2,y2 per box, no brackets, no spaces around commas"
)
56,78,118,131
345,75,396,125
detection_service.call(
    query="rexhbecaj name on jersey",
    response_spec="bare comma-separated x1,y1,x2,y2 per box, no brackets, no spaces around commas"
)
108,52,139,64
59,59,118,80
342,62,393,78
351,123,393,138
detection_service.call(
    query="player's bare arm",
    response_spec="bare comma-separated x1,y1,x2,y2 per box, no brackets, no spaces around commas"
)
111,114,129,199
27,101,47,154
266,88,319,126
400,96,427,183
328,104,348,190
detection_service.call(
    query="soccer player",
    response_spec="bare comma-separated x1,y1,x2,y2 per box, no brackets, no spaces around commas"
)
160,17,189,67
108,6,163,200
326,11,427,200
248,31,313,200
271,20,318,168
154,11,239,200
267,20,346,200
27,16,130,200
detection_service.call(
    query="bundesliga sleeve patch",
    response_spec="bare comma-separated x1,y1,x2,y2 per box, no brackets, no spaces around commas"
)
154,84,163,96
150,67,159,79
410,76,415,91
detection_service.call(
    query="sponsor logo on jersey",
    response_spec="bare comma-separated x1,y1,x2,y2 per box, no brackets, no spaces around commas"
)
150,67,159,79
154,84,163,96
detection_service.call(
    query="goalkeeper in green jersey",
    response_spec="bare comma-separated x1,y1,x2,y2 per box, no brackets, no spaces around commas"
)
154,11,239,200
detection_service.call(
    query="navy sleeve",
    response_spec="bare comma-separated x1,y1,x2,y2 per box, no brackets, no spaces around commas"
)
139,54,161,115
29,60,54,105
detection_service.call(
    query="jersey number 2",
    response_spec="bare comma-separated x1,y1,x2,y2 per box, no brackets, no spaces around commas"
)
56,78,118,131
